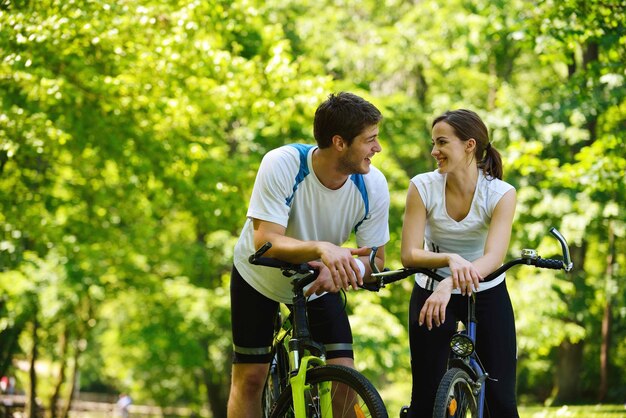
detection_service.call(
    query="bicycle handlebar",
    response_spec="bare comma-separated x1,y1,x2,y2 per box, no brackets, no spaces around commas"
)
549,227,573,272
363,227,573,291
248,242,319,292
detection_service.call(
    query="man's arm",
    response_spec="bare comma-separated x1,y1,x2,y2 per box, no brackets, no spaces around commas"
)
252,218,368,293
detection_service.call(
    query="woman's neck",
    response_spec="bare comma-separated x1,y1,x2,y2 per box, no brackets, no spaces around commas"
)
444,165,479,222
446,165,479,196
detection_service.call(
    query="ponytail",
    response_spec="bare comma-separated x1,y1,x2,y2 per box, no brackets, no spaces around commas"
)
479,143,503,180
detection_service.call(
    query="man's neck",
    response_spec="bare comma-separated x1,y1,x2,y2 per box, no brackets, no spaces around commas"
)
311,147,349,190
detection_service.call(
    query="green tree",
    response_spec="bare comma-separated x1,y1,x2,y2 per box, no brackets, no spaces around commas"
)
1,0,625,415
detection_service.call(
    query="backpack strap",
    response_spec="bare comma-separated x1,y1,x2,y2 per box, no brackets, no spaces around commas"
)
285,144,315,207
350,173,370,233
286,144,370,233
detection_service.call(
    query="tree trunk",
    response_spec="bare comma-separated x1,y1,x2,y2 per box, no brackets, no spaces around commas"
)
567,51,576,77
572,40,599,154
203,366,228,418
0,325,22,376
26,309,39,418
48,326,69,418
550,242,586,404
552,339,584,404
598,301,612,402
583,40,599,69
59,345,81,418
413,64,428,107
488,59,497,110
598,221,615,402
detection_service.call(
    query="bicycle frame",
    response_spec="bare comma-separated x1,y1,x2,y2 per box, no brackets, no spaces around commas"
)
368,227,573,417
250,242,348,417
287,275,330,417
449,295,488,417
267,302,330,417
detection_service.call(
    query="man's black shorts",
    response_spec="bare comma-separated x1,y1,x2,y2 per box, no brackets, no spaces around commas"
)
230,266,353,363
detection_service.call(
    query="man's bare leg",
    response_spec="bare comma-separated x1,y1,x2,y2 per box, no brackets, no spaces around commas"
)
227,362,269,418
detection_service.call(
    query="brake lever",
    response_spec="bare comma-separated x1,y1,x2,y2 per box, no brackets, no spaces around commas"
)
549,228,573,272
369,246,381,274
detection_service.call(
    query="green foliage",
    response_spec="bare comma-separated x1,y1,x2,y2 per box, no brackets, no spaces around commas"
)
520,404,626,418
1,0,625,412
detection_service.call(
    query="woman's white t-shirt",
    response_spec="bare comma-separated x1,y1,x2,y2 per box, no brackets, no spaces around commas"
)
410,169,514,293
234,144,390,304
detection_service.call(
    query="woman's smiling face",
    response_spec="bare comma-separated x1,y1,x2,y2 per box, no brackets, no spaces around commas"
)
431,121,470,173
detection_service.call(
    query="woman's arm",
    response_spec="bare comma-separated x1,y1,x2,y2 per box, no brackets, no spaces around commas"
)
471,188,517,277
417,189,516,330
401,183,480,293
401,183,449,268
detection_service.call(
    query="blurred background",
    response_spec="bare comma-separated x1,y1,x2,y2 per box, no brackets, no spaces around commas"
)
1,0,624,417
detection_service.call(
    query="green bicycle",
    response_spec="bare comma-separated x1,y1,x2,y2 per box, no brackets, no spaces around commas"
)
249,242,388,418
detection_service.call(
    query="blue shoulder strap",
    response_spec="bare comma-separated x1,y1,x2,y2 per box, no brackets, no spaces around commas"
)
350,174,370,233
285,144,370,233
285,144,314,207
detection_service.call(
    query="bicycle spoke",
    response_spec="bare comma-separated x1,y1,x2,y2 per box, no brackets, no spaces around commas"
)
433,368,477,418
269,365,388,417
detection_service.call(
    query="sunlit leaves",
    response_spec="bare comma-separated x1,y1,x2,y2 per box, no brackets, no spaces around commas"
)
1,0,625,410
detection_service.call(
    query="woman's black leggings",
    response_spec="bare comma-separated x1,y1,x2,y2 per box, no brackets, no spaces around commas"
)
407,281,520,418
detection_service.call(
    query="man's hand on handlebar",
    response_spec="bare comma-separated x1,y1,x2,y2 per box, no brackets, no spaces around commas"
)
317,243,368,292
304,261,338,296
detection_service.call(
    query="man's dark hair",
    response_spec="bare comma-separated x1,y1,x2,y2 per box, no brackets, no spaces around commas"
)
313,92,382,148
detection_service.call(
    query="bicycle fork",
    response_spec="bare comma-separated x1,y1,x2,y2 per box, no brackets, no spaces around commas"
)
288,290,331,417
467,310,489,417
453,297,489,417
468,355,487,417
289,354,330,416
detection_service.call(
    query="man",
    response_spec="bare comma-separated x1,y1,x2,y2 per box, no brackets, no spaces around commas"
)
116,393,132,418
228,92,390,417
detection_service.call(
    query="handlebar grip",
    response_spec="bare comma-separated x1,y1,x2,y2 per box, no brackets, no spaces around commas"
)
292,274,318,293
359,282,383,292
362,267,444,292
534,258,564,270
249,256,289,268
249,242,273,263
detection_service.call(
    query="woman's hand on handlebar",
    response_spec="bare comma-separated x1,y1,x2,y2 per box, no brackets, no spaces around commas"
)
448,254,481,295
419,278,453,330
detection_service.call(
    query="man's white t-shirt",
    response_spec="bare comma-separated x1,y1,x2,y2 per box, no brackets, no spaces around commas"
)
410,169,514,293
234,144,390,304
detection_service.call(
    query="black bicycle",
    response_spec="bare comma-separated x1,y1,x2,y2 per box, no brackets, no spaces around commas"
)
363,227,573,418
249,242,389,418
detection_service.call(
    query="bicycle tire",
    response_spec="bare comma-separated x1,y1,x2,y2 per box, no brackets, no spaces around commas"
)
263,339,291,416
269,364,388,418
432,368,478,418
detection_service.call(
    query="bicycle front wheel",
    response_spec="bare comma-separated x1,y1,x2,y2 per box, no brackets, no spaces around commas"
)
263,347,290,416
432,368,478,418
270,364,388,418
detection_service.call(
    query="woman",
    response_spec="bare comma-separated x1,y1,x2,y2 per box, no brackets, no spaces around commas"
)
401,109,518,417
